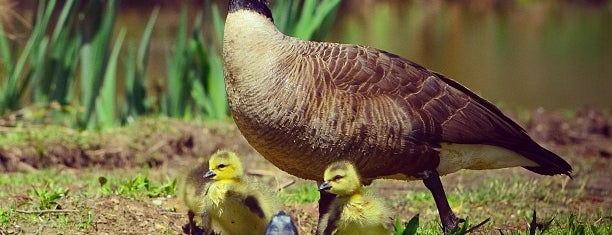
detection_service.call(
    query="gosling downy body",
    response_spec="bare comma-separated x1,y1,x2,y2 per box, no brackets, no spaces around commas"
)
223,0,572,232
317,161,394,235
201,150,281,235
179,158,213,235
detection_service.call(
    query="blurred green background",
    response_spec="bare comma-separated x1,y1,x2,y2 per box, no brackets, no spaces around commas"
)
1,0,610,130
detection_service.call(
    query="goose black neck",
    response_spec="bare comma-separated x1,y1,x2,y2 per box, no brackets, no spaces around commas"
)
229,0,273,21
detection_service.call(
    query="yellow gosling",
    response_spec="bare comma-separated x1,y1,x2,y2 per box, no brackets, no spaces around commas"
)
201,150,281,235
317,161,394,235
178,157,212,234
179,157,211,216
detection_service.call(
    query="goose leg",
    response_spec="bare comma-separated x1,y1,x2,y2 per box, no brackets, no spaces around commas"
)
422,170,464,233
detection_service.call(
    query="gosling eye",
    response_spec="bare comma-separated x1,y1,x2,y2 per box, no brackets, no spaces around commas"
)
218,164,227,169
332,175,344,181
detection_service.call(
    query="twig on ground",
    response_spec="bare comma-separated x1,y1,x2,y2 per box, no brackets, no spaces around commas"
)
159,211,182,216
33,225,45,235
146,140,166,155
277,179,296,191
15,209,78,214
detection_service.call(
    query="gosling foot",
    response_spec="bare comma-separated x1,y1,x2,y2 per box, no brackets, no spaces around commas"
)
181,210,205,235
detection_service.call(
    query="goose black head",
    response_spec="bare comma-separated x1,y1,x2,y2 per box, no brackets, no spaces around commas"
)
229,0,273,21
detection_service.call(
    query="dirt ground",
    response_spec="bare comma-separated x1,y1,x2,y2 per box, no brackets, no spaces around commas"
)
0,108,610,234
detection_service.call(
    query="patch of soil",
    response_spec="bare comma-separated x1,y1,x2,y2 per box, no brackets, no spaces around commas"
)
1,194,185,234
0,119,259,172
527,108,611,158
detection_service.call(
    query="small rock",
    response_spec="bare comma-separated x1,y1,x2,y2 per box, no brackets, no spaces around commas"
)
152,199,164,206
155,223,166,230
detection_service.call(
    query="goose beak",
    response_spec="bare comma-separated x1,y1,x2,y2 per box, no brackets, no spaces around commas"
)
318,181,332,191
204,170,216,179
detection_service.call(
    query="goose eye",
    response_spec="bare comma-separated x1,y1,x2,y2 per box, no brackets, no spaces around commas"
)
218,164,227,169
332,175,343,181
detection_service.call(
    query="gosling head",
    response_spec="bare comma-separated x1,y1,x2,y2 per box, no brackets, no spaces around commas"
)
204,150,244,181
319,161,362,196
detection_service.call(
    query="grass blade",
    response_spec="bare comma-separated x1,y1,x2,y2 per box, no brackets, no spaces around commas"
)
79,0,117,129
164,5,189,117
206,48,226,119
95,28,126,129
124,44,136,121
272,0,341,40
50,0,75,43
127,6,158,116
403,214,419,235
211,4,224,46
1,0,57,113
0,17,13,71
529,210,537,235
137,7,158,70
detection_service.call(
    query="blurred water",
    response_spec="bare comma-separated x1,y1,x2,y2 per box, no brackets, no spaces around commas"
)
326,0,612,110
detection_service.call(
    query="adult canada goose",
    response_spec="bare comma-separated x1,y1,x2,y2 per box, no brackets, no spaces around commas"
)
179,158,212,235
265,211,299,235
201,150,282,235
223,0,572,232
317,161,394,235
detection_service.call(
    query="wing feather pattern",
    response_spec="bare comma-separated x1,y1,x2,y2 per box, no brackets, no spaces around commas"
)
313,43,571,176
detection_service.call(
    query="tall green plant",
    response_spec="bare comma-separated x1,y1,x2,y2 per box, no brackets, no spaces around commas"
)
31,0,80,106
164,4,229,120
191,3,227,120
95,28,125,129
0,0,58,113
78,0,119,129
124,7,159,121
163,5,191,118
0,0,344,127
272,0,341,40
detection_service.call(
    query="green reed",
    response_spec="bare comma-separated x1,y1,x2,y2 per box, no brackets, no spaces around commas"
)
0,0,342,129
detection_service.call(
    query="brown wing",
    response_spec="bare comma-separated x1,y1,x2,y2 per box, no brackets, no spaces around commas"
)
314,43,571,176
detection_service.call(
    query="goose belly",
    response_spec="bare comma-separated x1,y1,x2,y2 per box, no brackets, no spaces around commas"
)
437,143,537,175
228,83,437,181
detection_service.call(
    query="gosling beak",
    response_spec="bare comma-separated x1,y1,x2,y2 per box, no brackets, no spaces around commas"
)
204,170,216,179
318,181,332,191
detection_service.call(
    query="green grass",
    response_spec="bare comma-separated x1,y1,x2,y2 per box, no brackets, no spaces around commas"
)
394,211,611,235
395,213,419,235
78,210,94,229
0,124,91,148
98,173,177,198
0,168,181,234
27,182,68,210
279,182,320,204
0,208,10,227
0,163,609,234
0,119,609,233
